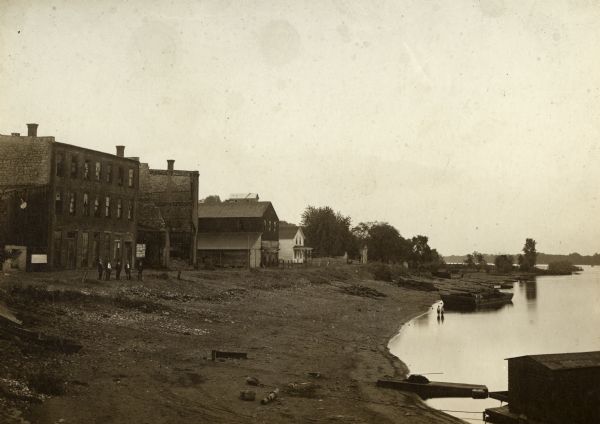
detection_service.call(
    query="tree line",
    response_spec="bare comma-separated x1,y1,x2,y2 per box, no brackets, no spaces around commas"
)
300,205,444,269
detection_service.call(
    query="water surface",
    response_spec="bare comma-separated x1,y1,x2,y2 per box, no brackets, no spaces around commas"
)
388,266,600,422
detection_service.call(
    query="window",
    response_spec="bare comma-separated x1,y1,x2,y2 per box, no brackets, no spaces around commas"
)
104,233,111,260
105,196,111,217
56,153,64,177
128,202,134,220
93,196,100,217
106,164,113,183
114,240,121,261
128,169,134,188
95,162,102,181
117,199,122,219
70,155,78,178
83,193,90,216
68,192,76,215
55,192,63,214
118,167,124,186
83,160,90,180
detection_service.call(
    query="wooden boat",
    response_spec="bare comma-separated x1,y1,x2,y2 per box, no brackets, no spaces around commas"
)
377,377,488,399
440,290,513,311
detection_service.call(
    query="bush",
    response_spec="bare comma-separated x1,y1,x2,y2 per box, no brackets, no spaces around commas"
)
367,263,392,282
27,370,66,396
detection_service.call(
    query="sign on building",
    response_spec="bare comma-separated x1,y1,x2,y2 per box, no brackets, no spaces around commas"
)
136,243,146,258
31,254,48,264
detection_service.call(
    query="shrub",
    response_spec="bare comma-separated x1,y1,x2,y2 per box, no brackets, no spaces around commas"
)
367,263,392,282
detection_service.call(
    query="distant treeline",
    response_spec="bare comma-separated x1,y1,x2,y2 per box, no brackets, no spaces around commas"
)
444,252,600,266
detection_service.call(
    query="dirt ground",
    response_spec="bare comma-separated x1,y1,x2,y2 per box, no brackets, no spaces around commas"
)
0,265,465,424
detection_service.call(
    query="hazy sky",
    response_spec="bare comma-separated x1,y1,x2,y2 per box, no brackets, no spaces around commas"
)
2,0,600,255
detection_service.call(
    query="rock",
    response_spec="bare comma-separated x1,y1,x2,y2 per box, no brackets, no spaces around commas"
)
246,376,259,386
239,390,256,401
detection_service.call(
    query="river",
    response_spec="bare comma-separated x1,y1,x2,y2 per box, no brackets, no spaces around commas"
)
388,265,600,422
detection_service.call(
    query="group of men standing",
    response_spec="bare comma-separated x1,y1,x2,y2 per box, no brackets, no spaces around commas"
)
97,259,143,281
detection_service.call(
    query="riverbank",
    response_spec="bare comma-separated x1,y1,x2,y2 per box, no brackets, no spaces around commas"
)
0,266,466,424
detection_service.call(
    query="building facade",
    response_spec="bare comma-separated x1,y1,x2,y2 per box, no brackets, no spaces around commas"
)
0,124,139,270
278,222,312,263
197,197,279,268
507,351,600,424
138,160,199,268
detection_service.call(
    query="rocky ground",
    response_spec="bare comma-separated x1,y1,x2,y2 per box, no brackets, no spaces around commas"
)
0,265,467,424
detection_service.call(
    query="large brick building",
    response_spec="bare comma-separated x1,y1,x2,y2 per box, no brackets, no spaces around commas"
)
0,124,139,270
138,160,198,268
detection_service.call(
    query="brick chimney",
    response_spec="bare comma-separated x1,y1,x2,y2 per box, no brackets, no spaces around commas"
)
167,159,175,172
27,123,38,137
116,145,125,157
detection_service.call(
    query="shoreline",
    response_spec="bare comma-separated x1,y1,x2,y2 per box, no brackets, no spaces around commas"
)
1,266,465,423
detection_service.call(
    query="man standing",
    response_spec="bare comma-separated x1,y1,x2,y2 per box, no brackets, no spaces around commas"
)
105,260,112,281
115,260,122,280
137,259,144,281
125,261,131,280
97,259,104,280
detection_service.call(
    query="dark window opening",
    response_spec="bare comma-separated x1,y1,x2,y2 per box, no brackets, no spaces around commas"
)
69,192,76,215
106,164,113,183
70,156,78,178
83,193,90,216
56,153,64,177
118,167,124,186
55,192,63,214
83,160,90,180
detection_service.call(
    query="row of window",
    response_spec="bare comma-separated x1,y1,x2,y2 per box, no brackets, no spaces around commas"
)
264,220,278,232
55,191,134,220
55,153,136,188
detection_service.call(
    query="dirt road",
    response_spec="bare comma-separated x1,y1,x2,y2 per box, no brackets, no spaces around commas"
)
1,266,463,424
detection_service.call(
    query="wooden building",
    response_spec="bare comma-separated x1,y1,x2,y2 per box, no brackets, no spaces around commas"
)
278,222,312,264
0,124,139,270
197,197,279,268
504,351,600,423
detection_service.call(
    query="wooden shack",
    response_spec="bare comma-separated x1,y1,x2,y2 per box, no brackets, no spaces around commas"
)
506,351,600,424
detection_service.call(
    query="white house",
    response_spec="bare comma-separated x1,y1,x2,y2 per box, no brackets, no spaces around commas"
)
278,222,312,263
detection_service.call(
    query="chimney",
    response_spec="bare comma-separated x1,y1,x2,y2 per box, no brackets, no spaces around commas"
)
27,123,38,137
167,159,175,172
116,145,125,157
11,132,20,136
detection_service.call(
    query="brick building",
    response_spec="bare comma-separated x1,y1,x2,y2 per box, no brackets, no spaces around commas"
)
0,124,139,270
138,160,198,268
197,196,279,268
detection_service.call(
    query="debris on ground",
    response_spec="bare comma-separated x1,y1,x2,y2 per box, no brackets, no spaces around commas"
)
341,284,386,299
239,390,256,401
285,382,319,398
246,376,259,386
261,388,279,405
211,350,248,360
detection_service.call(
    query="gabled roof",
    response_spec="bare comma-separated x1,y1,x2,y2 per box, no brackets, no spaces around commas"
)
508,351,600,371
198,201,277,219
279,223,301,239
197,232,261,250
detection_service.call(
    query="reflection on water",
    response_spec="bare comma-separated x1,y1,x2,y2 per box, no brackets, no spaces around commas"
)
388,266,600,422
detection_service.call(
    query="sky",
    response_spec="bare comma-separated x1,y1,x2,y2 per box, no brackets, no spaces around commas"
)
1,0,600,255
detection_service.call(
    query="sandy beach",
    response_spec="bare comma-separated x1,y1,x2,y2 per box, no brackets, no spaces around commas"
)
1,266,465,424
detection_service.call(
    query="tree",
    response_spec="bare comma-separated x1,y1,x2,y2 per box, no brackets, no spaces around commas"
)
352,222,408,263
301,206,354,257
518,238,537,271
494,254,514,274
464,254,475,268
473,251,487,271
203,195,221,204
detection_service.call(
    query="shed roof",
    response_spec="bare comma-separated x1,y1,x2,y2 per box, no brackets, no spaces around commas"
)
508,351,600,371
197,232,262,250
198,201,276,219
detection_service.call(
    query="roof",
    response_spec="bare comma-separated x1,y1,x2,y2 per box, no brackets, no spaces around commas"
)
279,223,301,239
197,232,261,250
229,193,259,200
508,351,600,371
198,201,277,219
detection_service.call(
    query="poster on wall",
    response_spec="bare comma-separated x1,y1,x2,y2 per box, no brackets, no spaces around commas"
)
31,254,48,264
136,243,146,258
